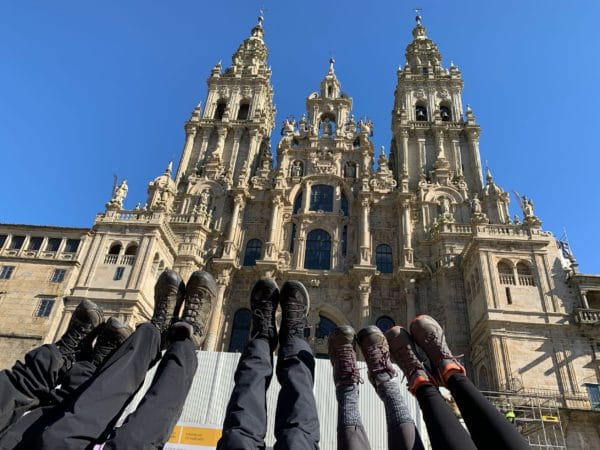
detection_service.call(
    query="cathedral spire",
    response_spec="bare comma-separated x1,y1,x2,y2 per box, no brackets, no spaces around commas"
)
320,57,341,98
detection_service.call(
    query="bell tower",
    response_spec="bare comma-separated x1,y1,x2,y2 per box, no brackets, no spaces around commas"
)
174,15,275,195
390,15,483,194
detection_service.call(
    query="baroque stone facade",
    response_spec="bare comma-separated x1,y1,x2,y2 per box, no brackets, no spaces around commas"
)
2,15,600,447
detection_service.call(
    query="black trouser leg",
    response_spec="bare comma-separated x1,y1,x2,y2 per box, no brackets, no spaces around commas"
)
38,323,161,450
415,384,476,450
273,338,320,450
104,338,198,450
337,426,371,450
0,360,97,449
0,344,63,435
446,374,530,450
217,338,273,450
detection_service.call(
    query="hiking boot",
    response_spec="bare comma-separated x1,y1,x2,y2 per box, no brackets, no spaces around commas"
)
328,326,362,387
56,299,104,368
279,281,309,341
410,315,466,386
152,269,185,335
180,270,217,348
357,326,397,387
91,317,133,367
386,326,435,394
250,279,279,349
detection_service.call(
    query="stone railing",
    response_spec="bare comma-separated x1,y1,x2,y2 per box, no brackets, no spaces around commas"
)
104,254,118,264
120,255,136,266
518,274,535,286
96,210,164,224
574,308,600,325
499,273,516,285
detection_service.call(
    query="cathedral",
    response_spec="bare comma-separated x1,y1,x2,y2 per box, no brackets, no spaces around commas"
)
1,14,600,448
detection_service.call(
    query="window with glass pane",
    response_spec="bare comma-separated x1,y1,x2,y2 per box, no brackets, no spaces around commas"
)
9,236,25,250
376,244,393,273
243,239,262,266
309,185,333,212
315,315,337,339
228,308,251,352
341,226,347,257
46,238,62,252
293,192,302,214
28,237,43,251
51,269,66,283
0,266,14,279
341,194,349,216
376,316,395,333
65,239,80,253
586,384,600,411
114,267,125,281
0,235,6,249
36,298,55,317
304,229,331,270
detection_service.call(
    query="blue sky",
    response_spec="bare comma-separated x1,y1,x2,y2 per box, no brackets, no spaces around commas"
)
1,1,599,272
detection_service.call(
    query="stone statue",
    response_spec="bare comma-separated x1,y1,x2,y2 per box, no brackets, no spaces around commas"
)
471,195,482,214
292,161,303,177
521,195,535,217
345,162,356,178
322,118,332,136
134,202,141,211
108,180,128,209
513,214,521,225
439,197,451,215
200,189,211,212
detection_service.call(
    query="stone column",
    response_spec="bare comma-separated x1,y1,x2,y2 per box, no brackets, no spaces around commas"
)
417,135,426,171
435,130,445,160
294,220,308,268
581,291,590,309
248,129,262,163
357,282,371,328
333,183,342,213
175,124,198,183
223,195,244,258
467,130,484,191
214,127,228,160
229,128,244,174
405,286,417,323
401,130,409,175
204,272,230,351
265,196,281,260
302,180,312,213
451,134,462,176
359,198,371,265
401,200,413,267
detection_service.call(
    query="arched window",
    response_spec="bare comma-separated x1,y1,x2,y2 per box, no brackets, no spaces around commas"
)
309,185,334,212
293,192,303,214
319,113,336,137
305,229,331,270
497,261,515,285
415,104,428,121
108,243,122,255
228,308,251,352
125,244,138,256
376,244,393,274
516,262,535,286
214,101,227,120
440,105,452,122
376,316,395,333
237,102,250,120
152,253,160,274
478,365,490,391
243,239,262,267
341,194,349,217
315,315,337,339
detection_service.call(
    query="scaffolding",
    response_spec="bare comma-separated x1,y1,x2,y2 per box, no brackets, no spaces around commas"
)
483,390,567,449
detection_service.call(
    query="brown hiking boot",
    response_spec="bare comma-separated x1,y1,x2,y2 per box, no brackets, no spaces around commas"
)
357,326,397,387
56,299,104,369
279,281,310,341
179,270,217,348
152,269,185,336
410,315,466,386
91,317,133,367
250,279,279,349
328,326,362,387
385,326,435,394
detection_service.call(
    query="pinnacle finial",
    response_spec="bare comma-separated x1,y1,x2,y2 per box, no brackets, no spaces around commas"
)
414,7,422,25
166,161,173,175
329,56,335,74
485,165,493,182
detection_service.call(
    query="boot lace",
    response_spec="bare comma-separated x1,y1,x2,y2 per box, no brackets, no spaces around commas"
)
364,343,394,376
333,344,362,385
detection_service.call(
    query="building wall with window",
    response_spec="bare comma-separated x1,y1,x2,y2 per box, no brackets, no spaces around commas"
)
2,15,600,447
0,225,89,366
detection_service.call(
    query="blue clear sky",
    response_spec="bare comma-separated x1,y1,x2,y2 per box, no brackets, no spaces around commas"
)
1,1,599,272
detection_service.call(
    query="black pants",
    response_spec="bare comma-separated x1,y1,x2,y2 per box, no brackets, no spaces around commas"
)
0,360,97,449
217,337,320,450
0,344,64,436
37,323,197,450
416,374,530,450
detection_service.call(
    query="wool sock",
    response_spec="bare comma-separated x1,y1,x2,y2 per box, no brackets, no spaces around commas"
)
336,384,363,429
